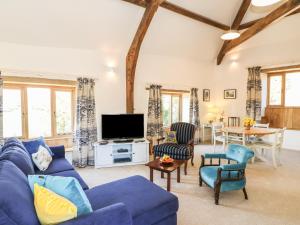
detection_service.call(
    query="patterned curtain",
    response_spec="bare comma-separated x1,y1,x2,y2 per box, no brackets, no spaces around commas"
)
189,88,200,144
73,78,98,167
246,67,262,121
147,85,163,139
0,72,3,145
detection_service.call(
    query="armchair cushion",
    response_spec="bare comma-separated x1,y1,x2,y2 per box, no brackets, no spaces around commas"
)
170,122,195,144
154,143,191,160
200,166,245,192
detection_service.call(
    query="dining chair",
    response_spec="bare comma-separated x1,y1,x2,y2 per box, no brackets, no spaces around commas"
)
228,117,240,127
253,128,286,168
212,123,226,152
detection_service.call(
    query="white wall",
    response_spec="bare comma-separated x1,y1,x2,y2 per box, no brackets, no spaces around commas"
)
211,39,300,151
0,42,214,140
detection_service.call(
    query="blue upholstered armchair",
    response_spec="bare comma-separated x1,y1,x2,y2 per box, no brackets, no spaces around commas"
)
199,144,254,205
153,122,196,174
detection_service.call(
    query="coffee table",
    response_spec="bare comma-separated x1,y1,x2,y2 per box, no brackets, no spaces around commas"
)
145,158,186,192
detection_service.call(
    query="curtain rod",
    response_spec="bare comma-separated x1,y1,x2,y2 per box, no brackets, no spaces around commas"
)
145,87,190,93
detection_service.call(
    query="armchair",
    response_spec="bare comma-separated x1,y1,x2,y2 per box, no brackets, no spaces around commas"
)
153,122,196,174
199,144,254,205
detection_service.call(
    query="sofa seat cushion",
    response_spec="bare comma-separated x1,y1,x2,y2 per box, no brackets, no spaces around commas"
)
200,166,246,192
36,158,74,175
50,170,89,190
154,143,191,160
85,175,178,225
0,160,40,225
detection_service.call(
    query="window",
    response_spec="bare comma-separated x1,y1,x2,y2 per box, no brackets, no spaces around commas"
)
27,88,52,138
162,91,190,127
3,79,75,139
268,72,300,107
269,75,282,105
3,88,23,137
285,72,300,106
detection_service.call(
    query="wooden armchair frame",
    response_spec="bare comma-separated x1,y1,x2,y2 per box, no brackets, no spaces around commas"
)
199,155,248,205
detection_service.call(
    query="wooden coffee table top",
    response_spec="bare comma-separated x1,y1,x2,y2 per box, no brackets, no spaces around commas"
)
146,158,185,173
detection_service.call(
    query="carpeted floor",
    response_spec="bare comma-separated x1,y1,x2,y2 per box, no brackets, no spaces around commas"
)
76,145,300,225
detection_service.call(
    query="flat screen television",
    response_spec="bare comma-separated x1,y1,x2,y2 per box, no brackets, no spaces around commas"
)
101,114,144,140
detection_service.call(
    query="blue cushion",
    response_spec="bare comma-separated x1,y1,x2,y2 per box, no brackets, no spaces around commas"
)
1,137,28,153
85,175,178,225
50,170,89,190
22,137,54,156
35,158,74,175
200,166,246,192
28,175,93,216
0,160,40,225
0,146,34,175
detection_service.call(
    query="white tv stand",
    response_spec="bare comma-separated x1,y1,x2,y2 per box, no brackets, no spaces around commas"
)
94,139,149,168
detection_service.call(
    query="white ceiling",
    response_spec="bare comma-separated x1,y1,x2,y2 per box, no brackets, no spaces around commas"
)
0,0,298,61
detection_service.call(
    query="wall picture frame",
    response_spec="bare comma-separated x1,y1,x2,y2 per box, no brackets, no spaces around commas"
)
224,89,236,99
203,89,210,102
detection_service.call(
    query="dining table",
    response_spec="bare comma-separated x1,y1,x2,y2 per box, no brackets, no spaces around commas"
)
221,127,277,137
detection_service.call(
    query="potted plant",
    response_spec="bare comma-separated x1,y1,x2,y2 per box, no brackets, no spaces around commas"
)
243,117,255,130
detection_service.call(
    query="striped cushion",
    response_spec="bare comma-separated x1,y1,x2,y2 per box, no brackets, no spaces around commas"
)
154,143,191,160
170,122,195,144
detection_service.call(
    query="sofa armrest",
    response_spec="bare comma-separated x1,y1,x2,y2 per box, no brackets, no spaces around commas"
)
60,203,132,225
49,145,65,159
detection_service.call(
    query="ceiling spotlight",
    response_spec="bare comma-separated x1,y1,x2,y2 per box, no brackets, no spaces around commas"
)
251,0,281,7
221,30,241,40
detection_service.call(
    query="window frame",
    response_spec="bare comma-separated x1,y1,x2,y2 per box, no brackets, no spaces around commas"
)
3,81,76,140
161,91,183,128
267,70,300,108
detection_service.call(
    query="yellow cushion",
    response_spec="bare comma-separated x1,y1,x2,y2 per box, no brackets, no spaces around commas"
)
34,183,77,225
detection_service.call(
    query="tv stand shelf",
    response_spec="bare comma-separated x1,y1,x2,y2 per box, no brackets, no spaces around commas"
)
94,139,149,168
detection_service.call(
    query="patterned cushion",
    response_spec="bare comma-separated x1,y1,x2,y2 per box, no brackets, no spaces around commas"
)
165,131,177,143
154,143,191,160
170,122,195,144
32,145,53,171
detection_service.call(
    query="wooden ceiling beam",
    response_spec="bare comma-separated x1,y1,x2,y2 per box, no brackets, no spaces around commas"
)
126,0,163,113
217,0,251,65
122,0,230,30
217,0,300,65
238,7,300,30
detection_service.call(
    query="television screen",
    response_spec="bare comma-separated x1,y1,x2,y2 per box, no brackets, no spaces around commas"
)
101,114,144,140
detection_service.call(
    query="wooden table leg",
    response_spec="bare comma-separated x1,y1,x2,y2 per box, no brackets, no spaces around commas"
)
150,168,153,182
167,172,171,192
177,167,180,183
161,171,164,178
184,161,188,175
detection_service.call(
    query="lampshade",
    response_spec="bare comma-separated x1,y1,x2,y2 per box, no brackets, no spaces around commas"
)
221,30,240,40
251,0,281,7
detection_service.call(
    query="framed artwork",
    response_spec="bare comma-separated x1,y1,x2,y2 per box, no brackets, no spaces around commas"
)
203,89,210,102
224,89,237,99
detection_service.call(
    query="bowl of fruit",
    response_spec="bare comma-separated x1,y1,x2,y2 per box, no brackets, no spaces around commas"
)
160,155,174,166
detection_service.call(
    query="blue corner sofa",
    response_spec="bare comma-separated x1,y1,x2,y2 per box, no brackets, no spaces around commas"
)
0,138,179,225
